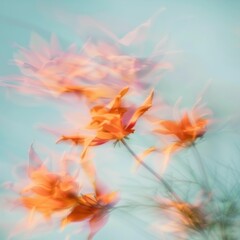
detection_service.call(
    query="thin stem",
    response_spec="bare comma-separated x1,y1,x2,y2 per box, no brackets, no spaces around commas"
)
121,139,180,202
219,222,228,240
191,144,211,194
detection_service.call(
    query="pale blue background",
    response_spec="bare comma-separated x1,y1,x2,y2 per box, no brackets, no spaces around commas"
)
1,0,240,239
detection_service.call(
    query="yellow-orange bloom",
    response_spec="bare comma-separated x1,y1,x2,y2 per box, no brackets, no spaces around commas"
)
21,169,80,217
20,148,80,218
154,111,209,172
156,112,208,149
155,112,209,169
17,146,118,239
58,87,154,157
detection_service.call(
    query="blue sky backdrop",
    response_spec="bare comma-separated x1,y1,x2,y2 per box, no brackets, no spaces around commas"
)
1,1,240,239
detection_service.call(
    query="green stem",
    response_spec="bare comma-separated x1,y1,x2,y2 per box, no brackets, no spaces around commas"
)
192,144,211,194
121,139,180,202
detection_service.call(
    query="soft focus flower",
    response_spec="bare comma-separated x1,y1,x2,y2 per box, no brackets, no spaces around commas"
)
20,146,80,218
55,8,172,82
153,197,209,239
156,112,208,149
82,40,170,89
2,29,166,103
160,201,207,231
58,87,154,157
62,188,118,240
13,146,118,239
154,109,210,172
4,34,117,102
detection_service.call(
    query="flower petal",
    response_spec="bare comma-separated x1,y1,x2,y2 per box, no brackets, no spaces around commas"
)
126,90,154,130
107,87,129,109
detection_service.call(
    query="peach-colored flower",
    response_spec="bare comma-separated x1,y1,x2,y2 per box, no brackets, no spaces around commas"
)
153,197,208,239
156,113,208,148
15,146,118,239
58,87,154,157
2,34,118,102
20,147,80,218
1,9,172,105
154,110,209,172
2,31,165,103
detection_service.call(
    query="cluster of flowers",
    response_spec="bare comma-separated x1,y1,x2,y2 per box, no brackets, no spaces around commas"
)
3,13,236,240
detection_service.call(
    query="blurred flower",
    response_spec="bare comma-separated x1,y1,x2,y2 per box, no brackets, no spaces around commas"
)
160,201,207,230
154,109,210,172
58,87,154,157
3,34,116,102
156,112,208,149
82,39,170,89
62,188,118,240
153,197,209,239
12,146,118,239
20,146,80,218
55,8,172,80
2,26,168,103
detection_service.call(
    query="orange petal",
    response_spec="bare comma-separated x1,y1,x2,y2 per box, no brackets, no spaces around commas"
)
107,87,129,109
134,146,157,170
161,143,180,174
62,204,96,227
80,136,103,159
80,153,96,188
126,90,154,130
98,191,119,205
57,135,86,145
158,120,179,134
180,113,192,128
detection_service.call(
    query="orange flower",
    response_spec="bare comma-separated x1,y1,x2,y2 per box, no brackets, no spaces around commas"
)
21,169,80,217
154,111,209,172
20,147,80,218
156,113,208,147
62,189,118,240
60,161,119,240
16,146,118,239
58,87,154,157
